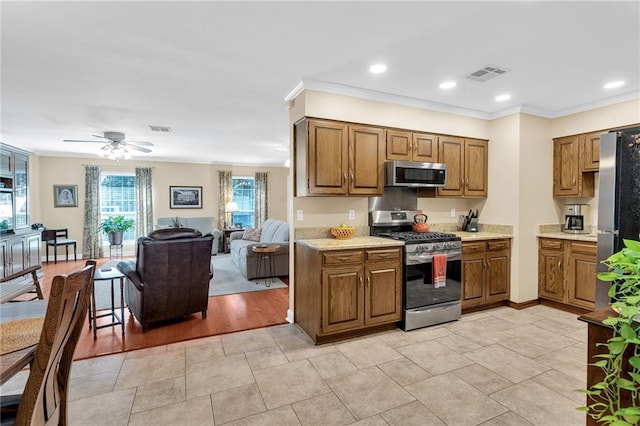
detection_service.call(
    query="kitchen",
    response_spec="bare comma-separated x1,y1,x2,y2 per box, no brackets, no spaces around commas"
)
287,89,639,340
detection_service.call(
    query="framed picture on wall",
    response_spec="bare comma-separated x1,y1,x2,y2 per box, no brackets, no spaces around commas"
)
53,185,78,207
170,186,202,209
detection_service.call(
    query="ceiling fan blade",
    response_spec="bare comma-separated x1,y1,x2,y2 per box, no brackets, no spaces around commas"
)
125,140,154,146
63,139,106,143
126,145,152,153
92,134,109,140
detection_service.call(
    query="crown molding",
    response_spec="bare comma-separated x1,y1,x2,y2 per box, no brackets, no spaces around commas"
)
285,80,640,122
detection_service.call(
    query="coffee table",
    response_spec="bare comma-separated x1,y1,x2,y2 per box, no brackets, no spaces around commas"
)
90,260,125,339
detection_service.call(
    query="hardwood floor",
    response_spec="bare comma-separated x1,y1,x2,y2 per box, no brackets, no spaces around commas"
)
36,258,289,360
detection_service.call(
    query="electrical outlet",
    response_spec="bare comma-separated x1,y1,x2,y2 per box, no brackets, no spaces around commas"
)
296,209,303,221
348,210,355,220
450,208,456,218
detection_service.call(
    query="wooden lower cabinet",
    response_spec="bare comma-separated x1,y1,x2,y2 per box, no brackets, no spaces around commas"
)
538,238,597,310
295,243,402,343
461,239,511,310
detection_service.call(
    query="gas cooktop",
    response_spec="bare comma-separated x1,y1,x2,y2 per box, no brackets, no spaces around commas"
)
376,231,460,243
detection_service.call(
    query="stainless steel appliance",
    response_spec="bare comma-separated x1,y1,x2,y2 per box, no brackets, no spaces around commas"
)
596,126,640,308
385,160,447,188
370,210,462,331
563,204,590,234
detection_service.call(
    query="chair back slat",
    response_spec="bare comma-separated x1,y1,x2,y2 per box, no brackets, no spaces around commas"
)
40,230,57,243
14,261,95,425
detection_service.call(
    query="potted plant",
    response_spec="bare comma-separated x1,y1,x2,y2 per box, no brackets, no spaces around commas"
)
580,238,640,425
99,215,135,246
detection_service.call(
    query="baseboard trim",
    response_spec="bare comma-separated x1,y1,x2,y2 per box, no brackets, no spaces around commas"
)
286,309,294,324
507,299,540,310
539,298,590,315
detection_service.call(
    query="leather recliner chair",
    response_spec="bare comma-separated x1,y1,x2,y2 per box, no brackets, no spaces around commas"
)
117,228,213,332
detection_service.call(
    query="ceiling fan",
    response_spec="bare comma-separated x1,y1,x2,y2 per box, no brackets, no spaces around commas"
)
63,131,154,158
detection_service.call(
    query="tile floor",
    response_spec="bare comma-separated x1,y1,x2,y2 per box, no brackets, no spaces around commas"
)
1,305,589,425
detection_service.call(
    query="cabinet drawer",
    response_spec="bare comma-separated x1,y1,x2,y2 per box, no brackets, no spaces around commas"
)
539,239,564,250
462,242,485,254
322,250,363,266
365,248,400,262
569,241,596,256
487,239,510,251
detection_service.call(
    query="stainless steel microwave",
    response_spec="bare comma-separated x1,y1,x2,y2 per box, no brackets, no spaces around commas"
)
385,160,447,188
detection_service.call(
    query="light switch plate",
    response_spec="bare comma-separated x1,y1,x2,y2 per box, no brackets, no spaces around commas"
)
296,209,303,221
348,210,355,220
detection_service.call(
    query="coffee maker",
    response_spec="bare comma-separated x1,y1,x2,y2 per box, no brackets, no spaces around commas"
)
563,204,590,234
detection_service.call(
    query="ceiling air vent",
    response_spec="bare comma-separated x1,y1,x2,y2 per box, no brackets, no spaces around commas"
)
149,125,172,132
464,64,509,82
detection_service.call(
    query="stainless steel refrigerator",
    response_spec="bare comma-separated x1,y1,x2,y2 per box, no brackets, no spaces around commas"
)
595,126,640,308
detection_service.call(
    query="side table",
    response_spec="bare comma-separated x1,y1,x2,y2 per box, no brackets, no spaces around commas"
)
223,228,244,254
252,245,280,287
90,260,126,339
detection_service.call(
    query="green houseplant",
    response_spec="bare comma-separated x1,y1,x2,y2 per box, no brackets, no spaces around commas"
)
99,215,135,246
580,239,640,425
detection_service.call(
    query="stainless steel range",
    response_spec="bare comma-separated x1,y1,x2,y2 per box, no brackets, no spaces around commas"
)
370,210,462,331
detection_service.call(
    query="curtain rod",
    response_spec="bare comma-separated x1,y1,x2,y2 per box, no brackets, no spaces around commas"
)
81,164,155,169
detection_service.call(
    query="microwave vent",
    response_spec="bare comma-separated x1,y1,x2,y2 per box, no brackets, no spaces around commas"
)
464,64,510,82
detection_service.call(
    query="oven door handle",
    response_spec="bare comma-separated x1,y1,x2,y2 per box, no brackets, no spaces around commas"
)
406,251,461,265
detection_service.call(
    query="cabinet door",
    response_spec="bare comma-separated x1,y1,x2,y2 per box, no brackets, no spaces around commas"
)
349,125,385,195
437,136,465,197
538,248,565,302
0,240,6,278
582,132,601,172
412,133,438,162
486,249,510,303
386,129,412,161
364,260,401,325
7,236,25,276
567,242,597,310
25,233,41,268
464,139,488,197
321,265,364,334
462,246,485,309
553,136,580,196
308,120,349,195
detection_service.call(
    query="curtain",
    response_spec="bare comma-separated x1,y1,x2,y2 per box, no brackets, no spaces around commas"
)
254,172,268,227
135,167,153,239
218,170,233,229
82,165,103,259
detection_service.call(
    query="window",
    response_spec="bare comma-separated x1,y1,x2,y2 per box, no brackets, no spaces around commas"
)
232,177,255,228
100,173,136,243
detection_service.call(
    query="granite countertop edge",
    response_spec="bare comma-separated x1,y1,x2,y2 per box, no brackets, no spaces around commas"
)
295,236,404,250
453,231,513,241
537,232,597,242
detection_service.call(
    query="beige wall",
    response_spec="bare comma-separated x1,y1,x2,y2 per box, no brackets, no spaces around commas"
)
34,155,289,256
290,90,640,314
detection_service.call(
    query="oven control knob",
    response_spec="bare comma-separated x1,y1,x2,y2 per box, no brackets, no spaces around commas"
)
434,243,442,250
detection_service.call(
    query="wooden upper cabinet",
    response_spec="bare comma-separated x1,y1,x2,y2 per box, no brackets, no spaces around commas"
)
295,118,383,197
438,136,487,198
385,130,437,162
553,135,594,197
437,136,465,197
581,132,601,172
307,120,349,195
349,125,385,195
464,138,488,197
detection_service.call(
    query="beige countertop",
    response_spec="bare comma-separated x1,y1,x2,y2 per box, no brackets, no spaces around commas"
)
537,232,597,242
452,231,513,241
295,236,404,251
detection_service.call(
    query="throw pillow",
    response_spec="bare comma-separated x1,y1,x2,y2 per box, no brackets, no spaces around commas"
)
242,227,262,242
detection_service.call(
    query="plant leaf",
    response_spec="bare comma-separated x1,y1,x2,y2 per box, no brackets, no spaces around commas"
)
620,323,638,340
629,356,640,369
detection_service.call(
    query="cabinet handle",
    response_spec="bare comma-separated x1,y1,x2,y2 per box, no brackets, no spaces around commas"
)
343,172,347,184
367,276,370,288
359,275,363,289
558,260,562,271
484,260,489,270
350,169,354,184
337,256,353,262
573,177,576,186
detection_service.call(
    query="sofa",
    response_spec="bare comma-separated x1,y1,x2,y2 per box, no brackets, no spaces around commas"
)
229,218,289,279
156,216,221,254
117,228,214,332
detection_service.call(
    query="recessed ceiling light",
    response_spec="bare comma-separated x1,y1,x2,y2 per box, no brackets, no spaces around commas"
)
369,64,387,74
440,81,456,89
603,81,625,89
495,94,511,102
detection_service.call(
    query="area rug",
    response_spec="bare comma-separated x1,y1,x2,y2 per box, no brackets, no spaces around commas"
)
93,255,287,310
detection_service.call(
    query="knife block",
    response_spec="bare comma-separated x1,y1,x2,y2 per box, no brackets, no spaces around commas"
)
466,223,479,232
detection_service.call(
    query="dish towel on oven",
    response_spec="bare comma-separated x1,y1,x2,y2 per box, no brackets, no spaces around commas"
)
432,254,447,288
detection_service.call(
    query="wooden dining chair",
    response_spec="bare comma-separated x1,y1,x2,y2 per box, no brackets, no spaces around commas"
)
41,229,77,264
0,261,95,426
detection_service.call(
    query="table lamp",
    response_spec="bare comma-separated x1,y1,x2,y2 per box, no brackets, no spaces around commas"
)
225,201,239,228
